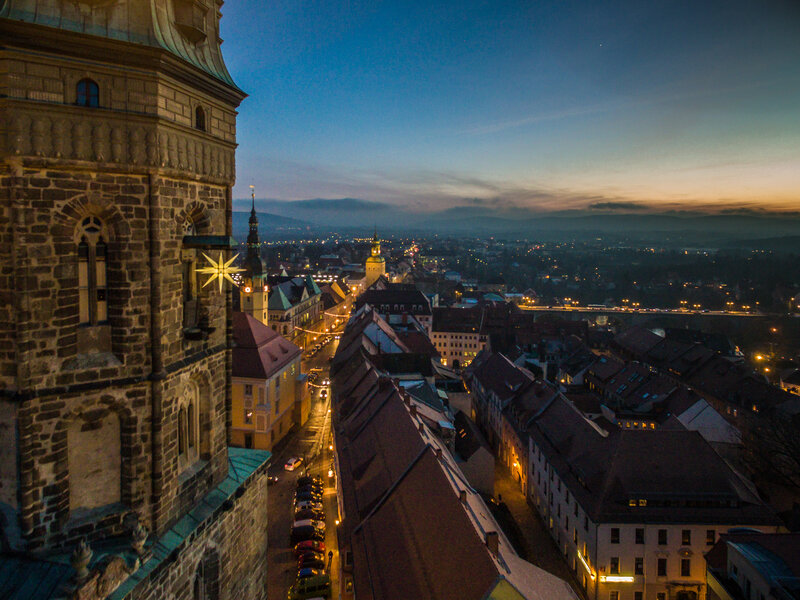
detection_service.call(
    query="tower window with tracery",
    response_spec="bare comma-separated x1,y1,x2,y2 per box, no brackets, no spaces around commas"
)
77,216,108,326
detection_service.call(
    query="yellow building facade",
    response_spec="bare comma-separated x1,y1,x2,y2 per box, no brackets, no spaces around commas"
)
231,312,309,451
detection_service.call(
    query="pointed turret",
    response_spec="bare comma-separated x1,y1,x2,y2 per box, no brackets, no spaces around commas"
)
244,185,263,279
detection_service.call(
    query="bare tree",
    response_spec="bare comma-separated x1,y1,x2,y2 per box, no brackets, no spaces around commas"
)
741,410,800,491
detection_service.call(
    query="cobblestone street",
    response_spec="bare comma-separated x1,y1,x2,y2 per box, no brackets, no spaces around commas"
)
494,463,587,600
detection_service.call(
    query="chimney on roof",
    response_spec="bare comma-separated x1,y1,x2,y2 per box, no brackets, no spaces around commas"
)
418,421,424,434
409,404,417,417
403,392,411,406
434,448,442,459
459,490,467,505
485,531,499,556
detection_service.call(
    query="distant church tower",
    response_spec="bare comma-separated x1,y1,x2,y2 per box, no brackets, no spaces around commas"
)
365,229,386,286
240,186,269,323
0,2,270,598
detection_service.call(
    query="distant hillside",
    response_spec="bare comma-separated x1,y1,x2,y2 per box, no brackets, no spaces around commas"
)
718,235,800,253
230,198,800,242
232,211,308,238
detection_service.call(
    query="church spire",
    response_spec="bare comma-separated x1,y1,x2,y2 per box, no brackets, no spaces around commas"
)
244,185,263,278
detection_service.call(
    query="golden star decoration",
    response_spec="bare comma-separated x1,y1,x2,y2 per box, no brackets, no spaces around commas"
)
197,252,245,293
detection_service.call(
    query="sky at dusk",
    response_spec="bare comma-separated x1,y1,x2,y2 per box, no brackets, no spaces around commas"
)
221,0,800,216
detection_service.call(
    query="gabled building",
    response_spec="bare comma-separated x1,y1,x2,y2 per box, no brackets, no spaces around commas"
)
231,312,307,450
525,397,781,600
354,284,433,335
266,273,323,337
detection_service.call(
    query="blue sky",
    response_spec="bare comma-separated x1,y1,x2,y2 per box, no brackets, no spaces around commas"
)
221,0,800,215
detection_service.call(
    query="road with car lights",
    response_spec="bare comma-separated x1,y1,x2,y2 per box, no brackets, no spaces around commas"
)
266,338,339,600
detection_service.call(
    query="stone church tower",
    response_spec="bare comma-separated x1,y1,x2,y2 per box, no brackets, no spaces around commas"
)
0,2,269,598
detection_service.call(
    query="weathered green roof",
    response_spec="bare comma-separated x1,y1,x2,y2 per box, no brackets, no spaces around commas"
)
0,447,270,599
304,274,322,296
0,0,239,88
268,286,292,311
182,235,238,249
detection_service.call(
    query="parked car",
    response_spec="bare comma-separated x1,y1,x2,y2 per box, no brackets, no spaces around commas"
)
296,548,324,562
296,482,323,495
290,525,324,545
284,457,303,471
298,568,323,580
293,519,325,531
293,540,325,557
294,500,323,512
297,556,325,570
287,574,331,600
295,490,322,503
297,475,323,487
294,509,325,521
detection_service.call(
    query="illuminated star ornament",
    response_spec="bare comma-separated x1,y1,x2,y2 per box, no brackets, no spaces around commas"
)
197,252,245,293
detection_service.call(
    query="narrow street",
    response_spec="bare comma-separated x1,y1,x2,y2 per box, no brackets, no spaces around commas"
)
494,463,587,600
266,338,340,600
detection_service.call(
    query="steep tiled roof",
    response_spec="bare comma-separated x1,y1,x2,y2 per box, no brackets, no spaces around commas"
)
232,312,301,379
528,398,779,526
333,369,578,600
355,286,432,315
267,286,292,311
465,352,533,403
614,326,663,358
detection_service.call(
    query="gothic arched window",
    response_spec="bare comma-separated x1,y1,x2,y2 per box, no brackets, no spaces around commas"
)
178,381,200,471
76,78,100,108
195,106,206,131
182,217,202,332
77,216,108,326
194,549,220,600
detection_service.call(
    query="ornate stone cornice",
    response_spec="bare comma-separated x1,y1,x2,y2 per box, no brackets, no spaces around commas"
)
0,99,237,183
